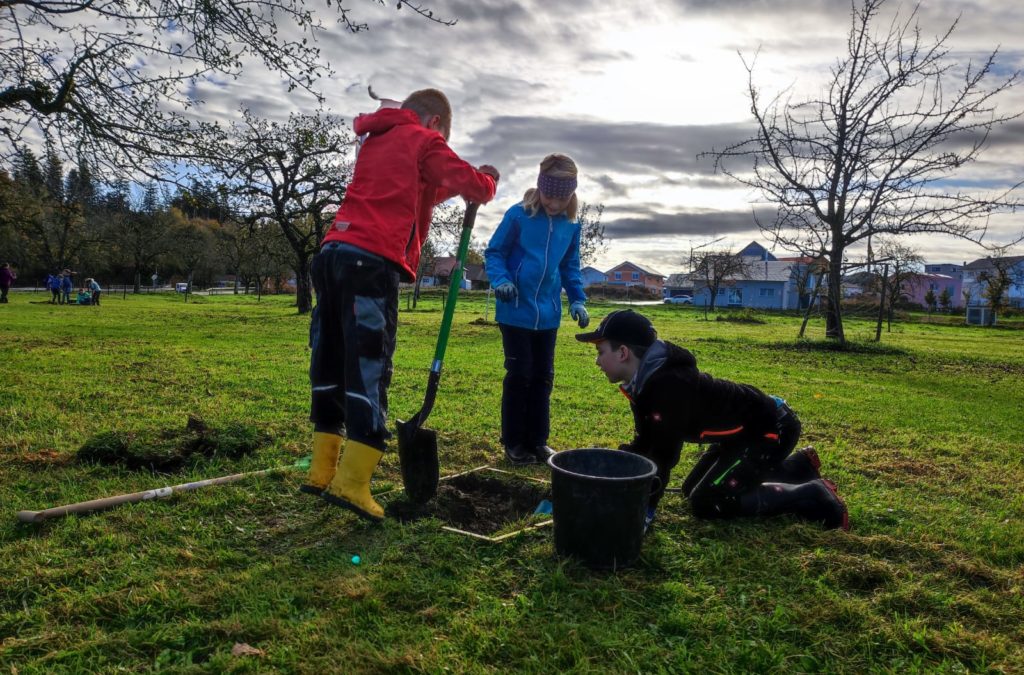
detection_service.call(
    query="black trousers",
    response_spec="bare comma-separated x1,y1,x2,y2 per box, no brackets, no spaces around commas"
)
498,323,558,449
683,404,803,519
309,243,399,451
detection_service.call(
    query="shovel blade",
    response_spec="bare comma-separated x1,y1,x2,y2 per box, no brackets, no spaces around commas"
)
396,419,439,504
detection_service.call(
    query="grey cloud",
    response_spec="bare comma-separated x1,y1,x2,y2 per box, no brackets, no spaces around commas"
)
603,208,774,240
465,116,755,180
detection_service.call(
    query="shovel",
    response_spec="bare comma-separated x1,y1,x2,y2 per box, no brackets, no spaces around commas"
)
397,202,480,503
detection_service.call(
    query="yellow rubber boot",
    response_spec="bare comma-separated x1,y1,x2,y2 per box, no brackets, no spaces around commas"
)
322,440,385,521
299,432,343,495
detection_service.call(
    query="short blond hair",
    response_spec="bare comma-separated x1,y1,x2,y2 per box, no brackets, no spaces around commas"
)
522,153,578,220
402,88,452,139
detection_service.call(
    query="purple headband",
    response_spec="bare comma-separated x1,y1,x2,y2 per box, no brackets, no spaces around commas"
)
537,173,577,199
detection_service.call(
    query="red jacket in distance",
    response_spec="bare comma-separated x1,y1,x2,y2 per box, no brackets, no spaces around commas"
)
322,108,497,280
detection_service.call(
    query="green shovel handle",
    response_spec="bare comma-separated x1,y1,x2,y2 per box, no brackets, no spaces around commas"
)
430,202,479,370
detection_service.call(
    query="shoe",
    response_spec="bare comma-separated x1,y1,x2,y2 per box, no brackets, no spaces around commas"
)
532,445,556,462
321,440,385,522
739,479,849,531
767,445,822,483
299,432,343,495
821,478,850,531
504,444,538,466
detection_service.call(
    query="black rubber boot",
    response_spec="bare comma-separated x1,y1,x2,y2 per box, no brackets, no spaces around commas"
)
532,445,556,463
739,479,849,530
505,444,538,466
762,446,822,483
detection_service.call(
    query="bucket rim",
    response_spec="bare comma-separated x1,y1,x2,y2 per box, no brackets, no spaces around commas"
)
547,447,657,482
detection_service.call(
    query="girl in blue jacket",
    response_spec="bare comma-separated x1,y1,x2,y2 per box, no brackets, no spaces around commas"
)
485,154,589,465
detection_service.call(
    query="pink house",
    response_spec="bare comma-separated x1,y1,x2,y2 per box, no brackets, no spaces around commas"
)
903,272,962,309
605,261,665,294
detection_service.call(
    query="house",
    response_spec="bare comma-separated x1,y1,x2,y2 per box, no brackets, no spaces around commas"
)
604,261,665,294
903,272,963,308
422,256,487,290
664,273,694,298
690,244,820,310
693,260,813,310
842,271,878,299
962,254,1024,308
581,266,607,287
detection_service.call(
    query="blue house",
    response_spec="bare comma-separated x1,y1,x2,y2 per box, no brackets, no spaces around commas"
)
581,266,607,287
691,244,819,310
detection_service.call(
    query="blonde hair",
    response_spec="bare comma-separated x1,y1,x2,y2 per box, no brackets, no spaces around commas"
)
522,153,578,220
402,88,452,139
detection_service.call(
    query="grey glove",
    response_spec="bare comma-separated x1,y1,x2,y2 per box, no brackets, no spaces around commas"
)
494,282,517,302
569,302,589,328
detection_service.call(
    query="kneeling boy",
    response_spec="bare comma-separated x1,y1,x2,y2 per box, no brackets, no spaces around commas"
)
576,310,848,531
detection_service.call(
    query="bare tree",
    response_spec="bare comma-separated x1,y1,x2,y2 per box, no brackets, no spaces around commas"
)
218,110,353,314
690,249,753,312
705,0,1023,343
975,245,1024,325
577,201,606,267
1,0,452,173
877,238,923,330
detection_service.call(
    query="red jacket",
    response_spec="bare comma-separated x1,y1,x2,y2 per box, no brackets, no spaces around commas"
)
322,108,496,280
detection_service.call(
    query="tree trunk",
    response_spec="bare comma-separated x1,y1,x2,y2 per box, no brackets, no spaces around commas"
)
874,263,888,342
294,256,313,314
798,273,824,338
825,249,845,342
133,267,142,294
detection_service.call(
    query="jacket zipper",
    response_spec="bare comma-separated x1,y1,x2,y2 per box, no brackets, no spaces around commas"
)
514,261,523,309
535,216,553,330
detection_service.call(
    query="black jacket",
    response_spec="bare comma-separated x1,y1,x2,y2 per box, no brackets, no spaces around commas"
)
620,340,778,502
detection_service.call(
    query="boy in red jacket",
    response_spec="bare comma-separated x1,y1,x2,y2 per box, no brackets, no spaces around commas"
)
301,88,499,521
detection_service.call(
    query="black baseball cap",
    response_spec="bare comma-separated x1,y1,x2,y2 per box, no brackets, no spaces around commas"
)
575,309,657,347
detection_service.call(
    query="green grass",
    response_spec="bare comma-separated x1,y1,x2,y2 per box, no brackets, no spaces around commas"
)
1,291,1022,673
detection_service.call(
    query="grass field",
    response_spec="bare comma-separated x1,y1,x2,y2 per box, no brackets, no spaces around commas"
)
1,291,1022,673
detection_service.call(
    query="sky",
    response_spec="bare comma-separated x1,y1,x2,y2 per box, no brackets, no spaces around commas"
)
146,0,1024,273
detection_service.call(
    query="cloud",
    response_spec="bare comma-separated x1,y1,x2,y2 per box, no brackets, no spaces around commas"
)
602,207,774,240
465,116,754,179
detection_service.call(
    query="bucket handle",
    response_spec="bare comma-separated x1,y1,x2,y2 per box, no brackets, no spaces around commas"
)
650,475,663,496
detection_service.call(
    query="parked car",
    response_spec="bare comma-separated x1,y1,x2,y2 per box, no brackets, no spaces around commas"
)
664,295,693,305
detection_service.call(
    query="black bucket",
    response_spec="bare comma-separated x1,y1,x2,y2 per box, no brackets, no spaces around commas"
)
548,448,657,570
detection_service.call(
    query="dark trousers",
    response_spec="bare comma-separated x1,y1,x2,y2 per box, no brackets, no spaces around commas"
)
309,242,399,451
498,323,558,449
683,404,803,519
52,289,60,303
92,290,101,306
0,286,8,303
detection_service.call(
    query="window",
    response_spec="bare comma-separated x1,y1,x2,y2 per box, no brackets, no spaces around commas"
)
759,288,775,297
631,272,640,281
614,272,621,280
718,288,726,295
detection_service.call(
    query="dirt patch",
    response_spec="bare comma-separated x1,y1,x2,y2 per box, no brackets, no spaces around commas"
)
385,471,550,536
76,415,268,472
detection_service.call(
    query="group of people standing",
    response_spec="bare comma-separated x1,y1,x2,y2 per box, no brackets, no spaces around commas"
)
298,86,850,534
44,270,101,305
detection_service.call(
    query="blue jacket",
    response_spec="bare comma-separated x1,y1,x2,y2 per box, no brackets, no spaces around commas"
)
61,276,73,292
485,203,586,331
